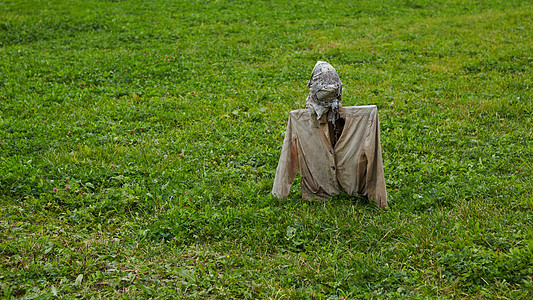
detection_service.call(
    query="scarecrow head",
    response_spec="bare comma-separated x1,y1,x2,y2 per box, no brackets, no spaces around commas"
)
305,61,343,123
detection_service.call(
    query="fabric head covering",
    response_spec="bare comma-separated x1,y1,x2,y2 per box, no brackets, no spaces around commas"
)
305,61,342,124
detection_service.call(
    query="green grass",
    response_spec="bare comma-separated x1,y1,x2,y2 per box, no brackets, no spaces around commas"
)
1,0,532,298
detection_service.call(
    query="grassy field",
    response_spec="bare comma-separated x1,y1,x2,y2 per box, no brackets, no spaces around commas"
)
1,0,532,298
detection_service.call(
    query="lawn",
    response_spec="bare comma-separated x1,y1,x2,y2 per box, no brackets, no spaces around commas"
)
1,0,532,298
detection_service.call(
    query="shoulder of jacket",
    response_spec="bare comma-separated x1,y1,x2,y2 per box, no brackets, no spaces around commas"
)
289,109,312,119
341,105,378,116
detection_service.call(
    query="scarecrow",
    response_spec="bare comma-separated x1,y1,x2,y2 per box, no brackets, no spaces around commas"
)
272,61,388,208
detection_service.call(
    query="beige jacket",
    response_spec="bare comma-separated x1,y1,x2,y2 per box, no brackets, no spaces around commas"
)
272,105,388,208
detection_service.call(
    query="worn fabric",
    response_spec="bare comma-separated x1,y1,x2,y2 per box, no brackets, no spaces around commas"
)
305,61,343,125
272,105,388,208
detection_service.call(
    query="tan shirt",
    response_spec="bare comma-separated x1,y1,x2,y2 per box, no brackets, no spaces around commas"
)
272,106,388,208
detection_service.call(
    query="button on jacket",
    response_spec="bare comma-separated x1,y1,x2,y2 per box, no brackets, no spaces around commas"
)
272,105,388,208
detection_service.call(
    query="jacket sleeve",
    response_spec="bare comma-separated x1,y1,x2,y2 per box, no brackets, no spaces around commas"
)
364,109,388,208
272,114,299,199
